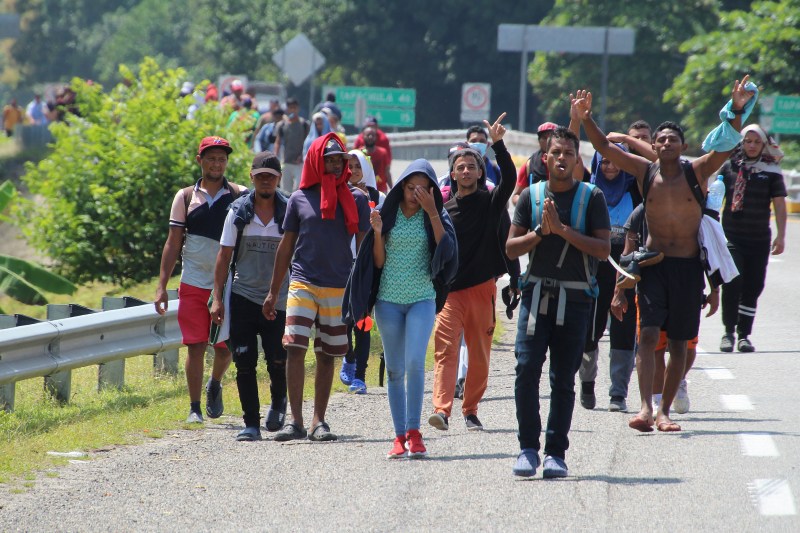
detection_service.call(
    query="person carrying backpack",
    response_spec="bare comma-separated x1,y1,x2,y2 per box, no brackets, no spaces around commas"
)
506,126,611,479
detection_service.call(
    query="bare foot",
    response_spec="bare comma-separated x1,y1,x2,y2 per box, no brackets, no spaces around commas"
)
628,413,654,433
656,414,681,432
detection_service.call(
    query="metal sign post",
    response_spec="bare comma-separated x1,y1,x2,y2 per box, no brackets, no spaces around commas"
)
498,24,635,131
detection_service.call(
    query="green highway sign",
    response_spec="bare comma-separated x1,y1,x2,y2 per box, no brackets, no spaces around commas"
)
760,94,800,115
760,94,800,135
760,114,800,135
324,85,416,128
323,85,416,108
340,106,415,128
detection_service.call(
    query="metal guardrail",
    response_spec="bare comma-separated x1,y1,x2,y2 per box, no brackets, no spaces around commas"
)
379,129,596,165
0,299,181,411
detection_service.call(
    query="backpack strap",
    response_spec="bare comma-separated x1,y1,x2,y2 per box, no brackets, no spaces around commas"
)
681,159,705,208
182,185,195,221
556,182,593,268
643,163,658,203
643,161,705,209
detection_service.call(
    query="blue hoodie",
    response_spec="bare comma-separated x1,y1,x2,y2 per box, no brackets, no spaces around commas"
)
342,159,459,324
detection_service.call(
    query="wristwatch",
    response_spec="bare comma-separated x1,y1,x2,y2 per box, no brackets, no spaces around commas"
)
534,224,544,237
731,107,745,115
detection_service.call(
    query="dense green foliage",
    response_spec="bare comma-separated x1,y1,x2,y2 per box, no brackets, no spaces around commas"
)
666,0,800,145
17,59,252,283
529,0,720,137
5,0,799,137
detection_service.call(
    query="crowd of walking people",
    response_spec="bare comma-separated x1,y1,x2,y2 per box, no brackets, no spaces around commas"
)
154,73,788,478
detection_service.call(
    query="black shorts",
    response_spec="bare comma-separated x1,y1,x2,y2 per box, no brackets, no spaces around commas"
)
637,256,704,341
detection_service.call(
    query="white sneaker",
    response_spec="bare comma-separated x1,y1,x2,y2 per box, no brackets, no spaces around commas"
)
652,394,662,413
674,380,690,414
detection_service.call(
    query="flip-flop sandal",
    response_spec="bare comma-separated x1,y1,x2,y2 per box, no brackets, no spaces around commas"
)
308,421,338,442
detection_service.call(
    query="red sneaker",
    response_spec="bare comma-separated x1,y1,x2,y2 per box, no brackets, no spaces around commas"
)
387,436,407,459
405,429,428,458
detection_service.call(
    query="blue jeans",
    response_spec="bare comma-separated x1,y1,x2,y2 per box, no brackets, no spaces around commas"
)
374,299,435,436
514,289,592,459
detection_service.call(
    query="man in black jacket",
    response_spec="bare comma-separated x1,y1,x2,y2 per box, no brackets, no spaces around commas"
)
427,113,517,432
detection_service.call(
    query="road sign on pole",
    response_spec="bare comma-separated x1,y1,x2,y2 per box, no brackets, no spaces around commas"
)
461,83,491,123
497,24,635,132
760,94,800,135
322,85,416,128
272,33,325,112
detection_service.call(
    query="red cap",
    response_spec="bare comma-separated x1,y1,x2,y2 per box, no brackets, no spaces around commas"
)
537,122,559,134
197,136,232,156
230,79,243,91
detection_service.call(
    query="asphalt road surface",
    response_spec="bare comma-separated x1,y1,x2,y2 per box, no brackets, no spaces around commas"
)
1,165,797,532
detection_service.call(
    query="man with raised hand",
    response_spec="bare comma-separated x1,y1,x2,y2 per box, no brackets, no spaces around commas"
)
574,76,755,433
427,113,516,433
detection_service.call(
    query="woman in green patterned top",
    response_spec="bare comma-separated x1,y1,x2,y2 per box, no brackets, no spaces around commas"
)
367,159,457,459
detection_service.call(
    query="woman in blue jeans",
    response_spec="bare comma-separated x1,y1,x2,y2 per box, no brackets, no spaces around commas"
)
343,159,457,459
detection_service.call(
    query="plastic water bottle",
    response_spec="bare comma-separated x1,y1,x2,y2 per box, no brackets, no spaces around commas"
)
706,175,726,213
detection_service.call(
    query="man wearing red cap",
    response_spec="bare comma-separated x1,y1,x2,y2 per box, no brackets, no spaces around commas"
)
155,136,247,424
264,133,371,442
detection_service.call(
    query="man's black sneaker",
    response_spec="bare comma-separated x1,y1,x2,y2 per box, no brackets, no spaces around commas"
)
580,381,596,410
720,333,735,353
205,379,224,419
428,412,449,431
464,414,484,431
737,337,755,353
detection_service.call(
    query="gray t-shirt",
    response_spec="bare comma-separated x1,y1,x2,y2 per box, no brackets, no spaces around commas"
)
283,185,371,288
277,119,310,164
220,209,289,309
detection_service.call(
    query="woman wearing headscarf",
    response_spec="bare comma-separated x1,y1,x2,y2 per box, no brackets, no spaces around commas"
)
339,150,386,394
718,124,787,353
578,146,642,413
342,159,458,458
302,111,332,161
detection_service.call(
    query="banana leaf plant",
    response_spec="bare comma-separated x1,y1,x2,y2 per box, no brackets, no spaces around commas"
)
0,181,77,311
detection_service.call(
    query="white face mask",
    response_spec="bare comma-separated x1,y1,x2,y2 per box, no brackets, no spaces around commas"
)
469,142,487,157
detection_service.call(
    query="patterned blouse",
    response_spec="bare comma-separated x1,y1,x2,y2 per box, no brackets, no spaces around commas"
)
377,209,435,304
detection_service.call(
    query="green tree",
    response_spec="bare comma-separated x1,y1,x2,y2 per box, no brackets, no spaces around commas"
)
528,0,719,136
665,0,800,145
17,57,252,284
10,0,138,84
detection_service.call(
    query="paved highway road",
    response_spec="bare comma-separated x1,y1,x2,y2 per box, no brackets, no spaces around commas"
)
1,162,797,532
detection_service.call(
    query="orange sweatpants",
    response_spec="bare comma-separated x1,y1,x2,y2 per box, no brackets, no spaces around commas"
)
432,278,496,418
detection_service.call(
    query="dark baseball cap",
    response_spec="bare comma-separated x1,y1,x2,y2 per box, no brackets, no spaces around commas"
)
197,136,232,156
322,138,352,159
251,151,281,176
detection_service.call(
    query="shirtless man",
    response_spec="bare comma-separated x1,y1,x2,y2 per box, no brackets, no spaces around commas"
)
574,75,755,432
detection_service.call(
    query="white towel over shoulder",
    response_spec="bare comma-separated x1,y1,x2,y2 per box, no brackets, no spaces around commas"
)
698,215,739,284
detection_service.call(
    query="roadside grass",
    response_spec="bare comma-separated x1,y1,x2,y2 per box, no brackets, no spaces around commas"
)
0,274,506,489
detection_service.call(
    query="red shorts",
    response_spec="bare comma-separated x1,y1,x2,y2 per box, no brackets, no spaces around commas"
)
177,282,226,348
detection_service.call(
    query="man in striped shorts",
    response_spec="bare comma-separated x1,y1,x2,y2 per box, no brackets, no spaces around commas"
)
263,133,371,442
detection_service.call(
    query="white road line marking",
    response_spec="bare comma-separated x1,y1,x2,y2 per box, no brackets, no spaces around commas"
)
704,367,735,380
721,394,754,411
749,479,797,516
739,433,779,457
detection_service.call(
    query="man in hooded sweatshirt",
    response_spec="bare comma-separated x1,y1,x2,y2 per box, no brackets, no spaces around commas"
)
263,133,371,442
428,113,517,432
